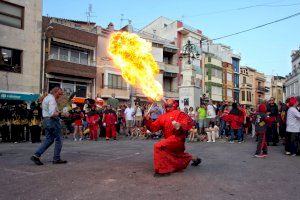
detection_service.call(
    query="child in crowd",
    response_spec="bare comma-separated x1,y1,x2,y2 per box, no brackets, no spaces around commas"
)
205,121,219,143
254,104,269,158
72,107,84,141
188,125,198,142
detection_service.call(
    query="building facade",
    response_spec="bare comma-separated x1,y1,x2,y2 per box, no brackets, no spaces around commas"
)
222,62,234,102
285,48,300,99
240,67,255,107
141,16,203,107
0,0,42,95
204,54,223,102
254,71,266,105
42,17,98,98
96,23,130,102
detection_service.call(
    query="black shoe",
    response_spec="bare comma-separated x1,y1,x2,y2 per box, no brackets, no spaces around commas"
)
153,173,171,177
191,158,202,166
52,159,67,164
30,156,43,165
113,137,117,140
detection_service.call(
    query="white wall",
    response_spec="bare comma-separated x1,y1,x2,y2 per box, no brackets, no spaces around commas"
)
0,0,42,93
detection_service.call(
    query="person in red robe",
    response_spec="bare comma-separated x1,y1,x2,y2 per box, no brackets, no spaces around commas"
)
103,105,118,140
144,99,201,177
86,106,100,141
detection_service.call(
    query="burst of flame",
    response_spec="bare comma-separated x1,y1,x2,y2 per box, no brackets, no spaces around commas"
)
108,32,163,101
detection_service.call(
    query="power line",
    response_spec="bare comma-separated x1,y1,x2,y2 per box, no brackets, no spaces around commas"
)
183,1,300,18
212,11,300,41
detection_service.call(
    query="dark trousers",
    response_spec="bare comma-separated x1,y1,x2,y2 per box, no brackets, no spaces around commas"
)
256,131,268,155
22,125,30,142
30,125,41,143
291,132,300,155
11,124,22,142
266,123,279,145
285,132,292,153
0,125,10,142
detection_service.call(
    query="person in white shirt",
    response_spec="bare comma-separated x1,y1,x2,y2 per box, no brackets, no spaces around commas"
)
206,100,216,124
286,96,300,156
205,121,219,143
124,103,135,136
31,87,67,165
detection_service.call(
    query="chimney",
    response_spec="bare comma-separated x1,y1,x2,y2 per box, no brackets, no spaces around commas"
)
107,22,114,31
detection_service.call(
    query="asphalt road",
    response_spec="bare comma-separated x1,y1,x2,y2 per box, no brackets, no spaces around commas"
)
0,136,299,200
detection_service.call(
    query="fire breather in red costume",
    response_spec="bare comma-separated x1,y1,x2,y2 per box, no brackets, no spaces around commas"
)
145,99,201,176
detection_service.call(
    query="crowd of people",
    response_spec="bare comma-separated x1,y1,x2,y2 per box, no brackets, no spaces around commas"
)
1,91,300,159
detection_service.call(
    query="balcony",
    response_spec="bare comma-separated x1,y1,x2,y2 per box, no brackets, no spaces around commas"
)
46,59,97,79
164,89,179,99
257,86,266,93
100,85,130,100
159,62,179,73
49,53,96,67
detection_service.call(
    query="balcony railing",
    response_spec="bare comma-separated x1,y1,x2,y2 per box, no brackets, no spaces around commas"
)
102,85,129,90
257,86,266,93
48,54,96,67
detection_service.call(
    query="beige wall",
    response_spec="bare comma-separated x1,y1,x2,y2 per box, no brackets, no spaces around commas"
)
0,0,42,93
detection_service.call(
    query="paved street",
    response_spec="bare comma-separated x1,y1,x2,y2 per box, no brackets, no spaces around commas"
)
0,137,300,200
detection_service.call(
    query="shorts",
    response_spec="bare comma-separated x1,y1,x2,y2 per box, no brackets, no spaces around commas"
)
198,119,206,128
126,120,134,128
135,116,143,121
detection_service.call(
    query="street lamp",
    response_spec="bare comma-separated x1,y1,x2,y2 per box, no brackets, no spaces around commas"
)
179,40,201,64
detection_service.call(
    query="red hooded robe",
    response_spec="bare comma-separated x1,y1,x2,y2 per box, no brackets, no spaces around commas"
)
145,107,194,174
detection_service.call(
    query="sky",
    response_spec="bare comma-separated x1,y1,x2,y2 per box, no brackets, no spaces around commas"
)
43,0,300,76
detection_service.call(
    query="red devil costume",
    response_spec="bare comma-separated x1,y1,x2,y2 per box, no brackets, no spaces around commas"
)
103,107,117,140
145,99,201,176
86,108,99,141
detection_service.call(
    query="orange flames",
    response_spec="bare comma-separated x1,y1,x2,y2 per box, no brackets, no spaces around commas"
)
108,32,163,101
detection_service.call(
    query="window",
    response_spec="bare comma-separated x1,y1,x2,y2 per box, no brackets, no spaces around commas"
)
0,1,24,29
211,68,222,79
163,77,172,92
0,46,22,73
107,74,127,89
242,91,245,101
243,76,246,84
60,48,68,61
232,58,239,72
211,86,222,95
227,89,232,97
80,52,88,65
227,73,232,82
70,50,79,63
76,85,87,97
247,91,252,102
208,57,211,63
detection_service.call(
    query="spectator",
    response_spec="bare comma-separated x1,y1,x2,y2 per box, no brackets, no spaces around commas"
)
266,97,279,146
188,107,197,123
254,104,268,158
197,104,207,135
205,121,219,143
103,105,118,140
134,103,143,127
223,103,244,143
71,107,84,141
286,97,300,156
206,100,216,124
124,103,135,136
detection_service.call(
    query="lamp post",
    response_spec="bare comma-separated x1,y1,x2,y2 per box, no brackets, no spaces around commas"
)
179,40,200,64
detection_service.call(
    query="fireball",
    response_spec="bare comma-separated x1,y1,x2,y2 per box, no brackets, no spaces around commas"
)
108,32,163,101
